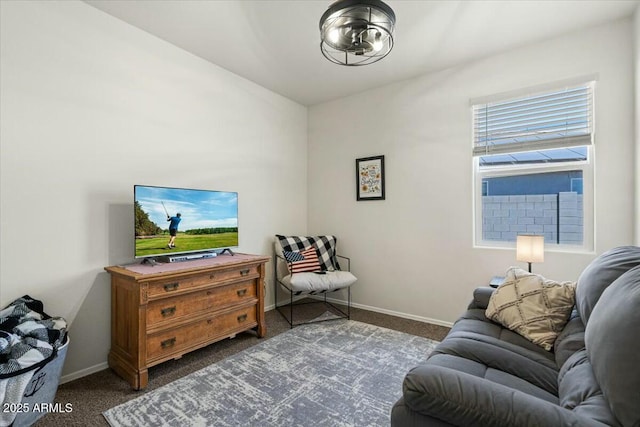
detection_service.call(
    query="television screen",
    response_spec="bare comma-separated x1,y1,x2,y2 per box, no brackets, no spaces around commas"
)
134,185,238,258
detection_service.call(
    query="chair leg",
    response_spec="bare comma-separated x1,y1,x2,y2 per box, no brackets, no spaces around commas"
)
348,286,351,320
274,283,294,328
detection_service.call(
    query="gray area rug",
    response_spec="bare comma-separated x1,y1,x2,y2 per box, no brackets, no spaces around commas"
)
103,320,438,426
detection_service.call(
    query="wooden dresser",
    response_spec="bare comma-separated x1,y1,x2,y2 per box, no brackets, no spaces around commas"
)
105,253,269,390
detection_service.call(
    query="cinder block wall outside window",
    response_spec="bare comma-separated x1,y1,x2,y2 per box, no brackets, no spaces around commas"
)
482,192,583,244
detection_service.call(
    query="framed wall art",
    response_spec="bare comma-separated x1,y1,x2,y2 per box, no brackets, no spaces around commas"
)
356,155,385,201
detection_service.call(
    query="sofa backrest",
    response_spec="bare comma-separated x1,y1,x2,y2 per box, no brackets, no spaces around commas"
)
575,246,640,324
585,264,640,427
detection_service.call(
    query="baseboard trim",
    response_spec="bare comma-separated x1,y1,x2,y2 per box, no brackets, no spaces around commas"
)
60,361,109,385
314,295,454,328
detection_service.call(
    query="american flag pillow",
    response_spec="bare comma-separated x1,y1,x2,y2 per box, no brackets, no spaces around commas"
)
283,247,321,274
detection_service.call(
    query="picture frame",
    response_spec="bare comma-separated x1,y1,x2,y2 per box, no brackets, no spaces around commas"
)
356,155,385,201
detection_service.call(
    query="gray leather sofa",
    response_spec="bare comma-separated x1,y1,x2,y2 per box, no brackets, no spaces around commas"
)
391,246,640,427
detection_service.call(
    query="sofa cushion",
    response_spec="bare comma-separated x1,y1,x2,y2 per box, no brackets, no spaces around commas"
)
585,264,640,427
450,309,556,364
576,245,640,324
427,353,558,403
553,310,585,369
557,350,620,427
485,268,576,351
430,333,559,395
433,310,559,395
401,362,603,427
427,350,558,404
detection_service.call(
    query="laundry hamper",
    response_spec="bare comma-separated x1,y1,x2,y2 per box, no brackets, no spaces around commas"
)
0,296,69,427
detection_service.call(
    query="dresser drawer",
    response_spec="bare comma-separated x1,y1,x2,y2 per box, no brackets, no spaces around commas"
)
146,280,257,328
146,305,257,363
146,264,260,300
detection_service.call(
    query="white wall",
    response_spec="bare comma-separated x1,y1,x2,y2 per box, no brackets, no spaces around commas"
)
0,1,307,379
309,18,635,324
635,5,640,245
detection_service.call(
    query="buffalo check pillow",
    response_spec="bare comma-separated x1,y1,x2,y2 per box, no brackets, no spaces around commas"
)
283,247,322,273
276,235,340,271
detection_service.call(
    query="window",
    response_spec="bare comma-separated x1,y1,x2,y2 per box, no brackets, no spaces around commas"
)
472,82,594,249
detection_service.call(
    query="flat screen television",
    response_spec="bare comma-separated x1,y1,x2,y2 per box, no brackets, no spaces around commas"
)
134,185,238,259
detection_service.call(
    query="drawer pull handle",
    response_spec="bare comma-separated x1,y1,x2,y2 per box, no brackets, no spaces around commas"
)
164,283,179,292
161,337,176,349
237,314,248,322
236,289,247,297
161,306,176,317
240,269,250,276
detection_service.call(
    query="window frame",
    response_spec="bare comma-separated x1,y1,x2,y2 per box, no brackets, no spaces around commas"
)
471,81,596,253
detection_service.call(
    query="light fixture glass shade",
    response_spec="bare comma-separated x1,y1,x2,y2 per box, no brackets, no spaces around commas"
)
516,235,545,263
319,0,396,66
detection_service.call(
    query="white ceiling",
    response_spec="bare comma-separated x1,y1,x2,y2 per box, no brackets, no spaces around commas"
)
85,0,639,106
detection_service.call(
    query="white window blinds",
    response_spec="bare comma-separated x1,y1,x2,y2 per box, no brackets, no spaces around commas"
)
473,83,593,157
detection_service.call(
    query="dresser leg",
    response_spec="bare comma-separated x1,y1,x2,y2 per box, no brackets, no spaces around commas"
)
109,352,149,390
136,370,148,390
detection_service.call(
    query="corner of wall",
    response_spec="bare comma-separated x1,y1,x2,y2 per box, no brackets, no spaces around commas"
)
634,5,640,245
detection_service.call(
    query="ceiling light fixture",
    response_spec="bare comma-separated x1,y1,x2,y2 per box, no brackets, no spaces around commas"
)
319,0,396,66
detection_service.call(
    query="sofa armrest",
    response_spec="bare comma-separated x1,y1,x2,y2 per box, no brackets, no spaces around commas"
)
403,364,609,427
467,287,495,310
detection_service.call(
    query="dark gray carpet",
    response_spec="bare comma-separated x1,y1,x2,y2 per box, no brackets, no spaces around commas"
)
103,320,438,426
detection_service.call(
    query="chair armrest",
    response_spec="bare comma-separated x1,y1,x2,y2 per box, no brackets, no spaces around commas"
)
335,254,350,271
467,287,495,310
403,364,609,427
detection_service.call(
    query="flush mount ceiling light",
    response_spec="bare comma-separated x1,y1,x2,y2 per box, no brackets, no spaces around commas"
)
319,0,396,66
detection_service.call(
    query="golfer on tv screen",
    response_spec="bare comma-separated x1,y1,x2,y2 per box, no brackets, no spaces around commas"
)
167,213,181,248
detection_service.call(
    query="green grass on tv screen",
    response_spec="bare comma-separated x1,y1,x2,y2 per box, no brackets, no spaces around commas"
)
135,232,238,257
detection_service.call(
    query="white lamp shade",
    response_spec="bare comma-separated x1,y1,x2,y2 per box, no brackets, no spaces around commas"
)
516,235,545,263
